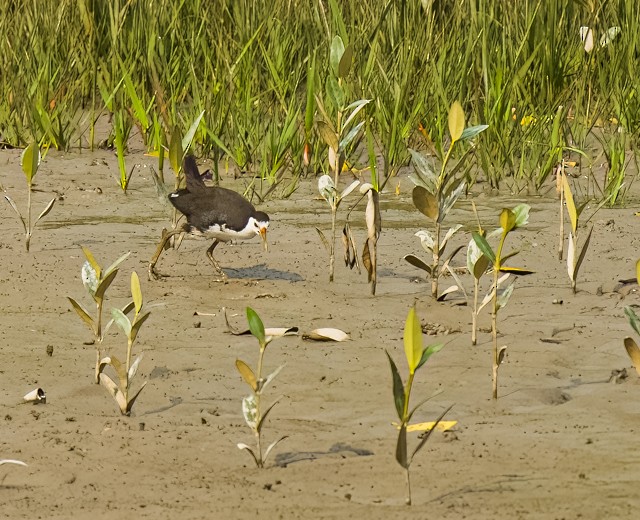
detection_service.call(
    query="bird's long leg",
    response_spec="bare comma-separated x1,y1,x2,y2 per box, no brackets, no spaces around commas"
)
149,227,187,280
206,239,228,282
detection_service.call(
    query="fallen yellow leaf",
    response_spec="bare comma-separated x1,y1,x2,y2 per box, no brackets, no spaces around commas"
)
392,420,457,432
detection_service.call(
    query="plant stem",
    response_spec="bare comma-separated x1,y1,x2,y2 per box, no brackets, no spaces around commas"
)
254,343,266,467
558,183,564,260
25,184,32,252
472,278,479,345
431,222,440,299
94,299,104,384
329,204,336,282
405,467,412,506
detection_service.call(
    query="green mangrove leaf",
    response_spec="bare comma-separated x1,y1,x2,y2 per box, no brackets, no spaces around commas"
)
395,423,408,469
126,381,147,414
95,268,119,302
256,397,281,434
111,307,132,337
404,254,432,274
342,99,371,130
472,232,496,265
467,237,483,274
404,306,423,374
246,307,266,345
473,254,490,280
625,306,640,337
21,143,40,185
448,101,465,142
412,186,438,221
573,226,593,282
408,149,437,193
339,121,365,152
330,35,345,76
415,343,444,371
316,120,339,151
410,404,453,464
104,251,131,278
242,394,258,430
338,44,353,77
624,337,640,376
460,124,489,141
496,280,516,309
236,359,257,391
67,297,96,335
169,130,183,176
385,350,405,421
439,181,466,223
316,227,330,253
131,271,142,314
326,74,344,110
104,301,135,335
130,311,151,344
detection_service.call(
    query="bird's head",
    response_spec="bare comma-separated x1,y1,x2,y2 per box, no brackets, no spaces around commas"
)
252,211,270,251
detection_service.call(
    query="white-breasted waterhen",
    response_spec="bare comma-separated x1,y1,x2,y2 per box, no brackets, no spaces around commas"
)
148,155,269,281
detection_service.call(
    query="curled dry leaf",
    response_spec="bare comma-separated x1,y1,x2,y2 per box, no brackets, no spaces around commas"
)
0,459,27,467
223,307,298,336
302,328,350,342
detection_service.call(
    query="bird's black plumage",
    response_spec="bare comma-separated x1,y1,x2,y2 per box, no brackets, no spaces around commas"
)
148,155,270,281
169,155,268,235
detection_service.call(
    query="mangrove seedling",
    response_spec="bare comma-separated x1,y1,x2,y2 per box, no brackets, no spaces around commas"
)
4,143,55,251
386,306,452,506
236,307,287,468
467,203,530,345
407,101,487,299
315,35,370,282
561,171,592,294
99,271,150,415
472,208,534,399
67,247,131,383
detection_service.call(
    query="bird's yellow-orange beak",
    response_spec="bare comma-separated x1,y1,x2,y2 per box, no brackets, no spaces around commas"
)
259,227,268,252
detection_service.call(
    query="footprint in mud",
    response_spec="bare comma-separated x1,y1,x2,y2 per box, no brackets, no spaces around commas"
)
531,388,572,405
275,442,374,467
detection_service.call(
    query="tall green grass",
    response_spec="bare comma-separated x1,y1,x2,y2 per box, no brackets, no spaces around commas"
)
0,0,638,199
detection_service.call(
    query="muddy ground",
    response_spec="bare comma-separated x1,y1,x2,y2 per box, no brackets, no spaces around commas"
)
1,148,640,519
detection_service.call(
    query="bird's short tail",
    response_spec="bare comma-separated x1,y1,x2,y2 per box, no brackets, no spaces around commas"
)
183,155,207,192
